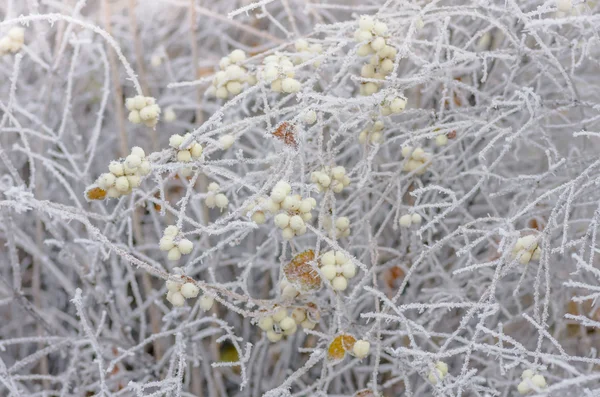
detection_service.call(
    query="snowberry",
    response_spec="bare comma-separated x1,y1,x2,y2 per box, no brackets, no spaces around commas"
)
178,239,193,255
168,248,182,261
370,37,386,51
159,236,175,251
199,295,214,311
126,96,160,127
251,211,266,224
169,134,184,148
321,264,337,280
282,227,295,240
332,276,348,291
428,361,449,384
271,188,287,203
164,225,179,236
266,331,282,342
258,316,274,331
177,150,192,162
435,134,449,146
214,193,229,210
180,283,199,298
166,280,180,293
353,340,370,358
399,214,412,228
168,291,185,307
358,15,375,31
220,134,235,149
303,110,317,124
335,217,350,230
341,262,357,278
411,214,422,225
114,176,130,192
126,175,142,188
274,213,290,229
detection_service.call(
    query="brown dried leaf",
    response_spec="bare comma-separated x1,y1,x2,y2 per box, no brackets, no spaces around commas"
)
283,250,321,292
272,122,297,148
327,334,356,361
354,390,378,397
86,187,106,200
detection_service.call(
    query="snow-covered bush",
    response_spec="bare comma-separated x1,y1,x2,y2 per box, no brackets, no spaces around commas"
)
1,1,600,396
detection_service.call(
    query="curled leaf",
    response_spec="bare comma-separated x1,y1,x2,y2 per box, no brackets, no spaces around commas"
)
327,334,356,361
272,122,297,148
283,250,321,292
86,187,106,200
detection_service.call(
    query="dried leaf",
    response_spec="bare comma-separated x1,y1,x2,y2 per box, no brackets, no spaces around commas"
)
283,250,321,292
327,334,356,361
272,122,297,148
86,187,106,200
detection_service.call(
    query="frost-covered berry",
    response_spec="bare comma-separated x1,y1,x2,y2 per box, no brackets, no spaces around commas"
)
168,291,185,307
180,282,199,298
199,295,215,311
381,96,407,115
303,110,317,125
428,361,449,385
352,340,370,358
220,134,235,149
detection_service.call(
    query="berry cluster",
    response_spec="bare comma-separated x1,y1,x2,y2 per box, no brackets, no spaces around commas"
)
512,235,541,264
293,39,323,67
380,95,407,116
354,16,395,95
125,95,161,127
209,49,255,99
517,370,547,394
244,196,281,225
271,181,316,240
401,146,431,175
323,216,351,238
0,27,25,55
169,133,203,177
358,120,385,144
319,250,356,291
399,213,422,228
261,54,301,94
257,306,318,342
311,166,350,194
166,279,199,307
428,361,449,385
94,147,150,199
159,226,193,261
204,182,229,211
